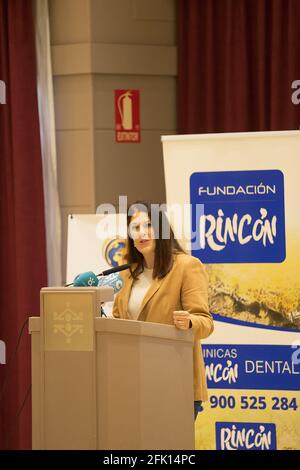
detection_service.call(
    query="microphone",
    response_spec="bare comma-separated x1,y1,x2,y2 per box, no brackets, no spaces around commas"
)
98,272,124,318
98,264,129,277
97,272,124,294
65,263,129,287
72,271,99,287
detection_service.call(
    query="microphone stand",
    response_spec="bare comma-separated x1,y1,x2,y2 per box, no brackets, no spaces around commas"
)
100,305,107,317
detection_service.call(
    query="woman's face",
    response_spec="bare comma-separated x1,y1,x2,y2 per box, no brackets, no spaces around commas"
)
129,211,156,257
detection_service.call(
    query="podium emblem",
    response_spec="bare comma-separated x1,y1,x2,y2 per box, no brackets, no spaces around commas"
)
53,304,84,344
43,294,94,351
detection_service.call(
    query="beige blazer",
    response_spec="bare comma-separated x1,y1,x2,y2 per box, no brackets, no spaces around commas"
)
112,252,214,401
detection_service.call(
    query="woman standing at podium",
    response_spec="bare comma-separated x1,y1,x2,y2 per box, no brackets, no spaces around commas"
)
112,201,214,420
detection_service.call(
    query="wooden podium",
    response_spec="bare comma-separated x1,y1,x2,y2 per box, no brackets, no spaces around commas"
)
29,287,195,450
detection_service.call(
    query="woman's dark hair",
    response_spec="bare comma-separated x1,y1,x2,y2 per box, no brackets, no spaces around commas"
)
126,201,184,279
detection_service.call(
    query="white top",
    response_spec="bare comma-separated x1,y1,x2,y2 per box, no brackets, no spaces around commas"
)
127,267,154,320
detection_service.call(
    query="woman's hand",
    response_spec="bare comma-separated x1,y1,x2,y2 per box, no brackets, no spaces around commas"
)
173,310,191,330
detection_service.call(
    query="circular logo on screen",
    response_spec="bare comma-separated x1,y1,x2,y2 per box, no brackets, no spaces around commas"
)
103,238,127,267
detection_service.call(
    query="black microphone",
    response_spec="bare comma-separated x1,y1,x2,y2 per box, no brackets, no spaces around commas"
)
65,263,129,287
98,263,130,277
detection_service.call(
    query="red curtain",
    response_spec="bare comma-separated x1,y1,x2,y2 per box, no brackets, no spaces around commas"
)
0,0,47,449
178,0,300,133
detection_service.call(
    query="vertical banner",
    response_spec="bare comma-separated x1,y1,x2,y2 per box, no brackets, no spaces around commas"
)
66,214,127,284
162,131,300,450
114,89,140,143
66,214,127,316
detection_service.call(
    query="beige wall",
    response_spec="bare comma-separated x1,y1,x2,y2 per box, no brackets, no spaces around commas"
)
49,0,177,280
